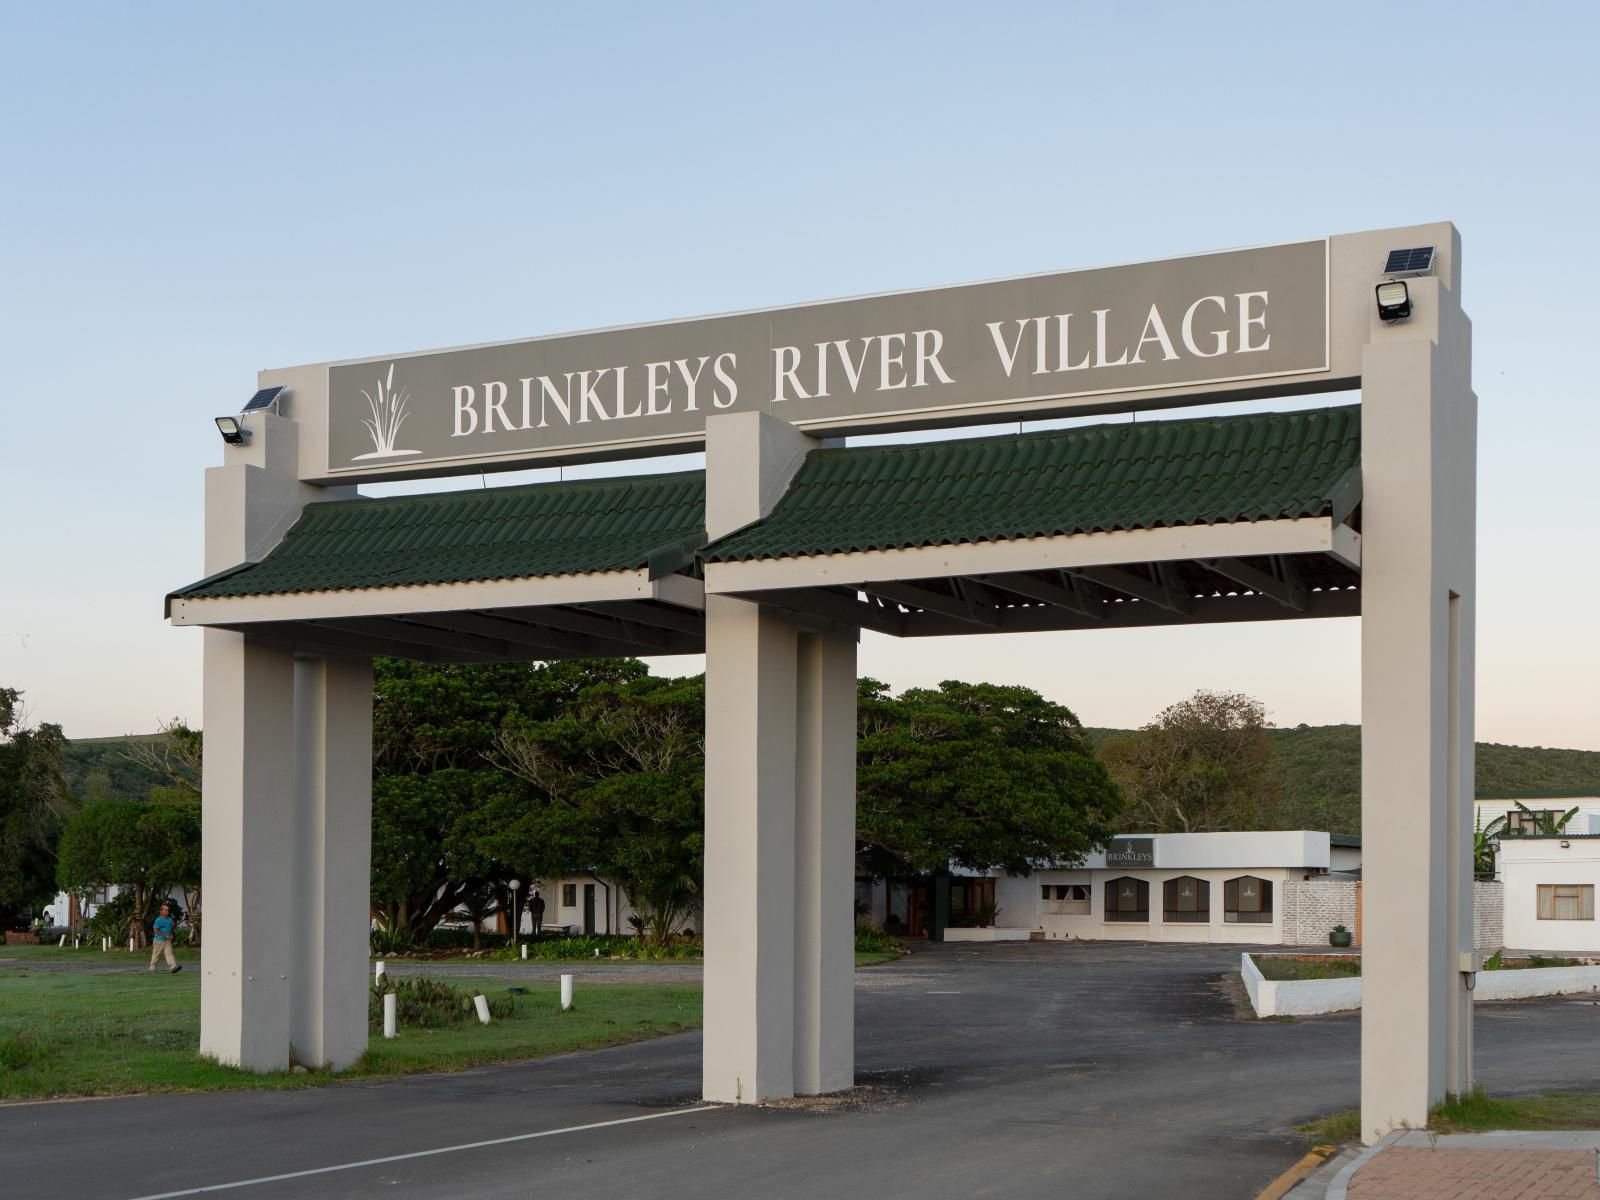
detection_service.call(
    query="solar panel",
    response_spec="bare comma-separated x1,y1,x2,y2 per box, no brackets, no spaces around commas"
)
1382,246,1435,276
241,386,285,414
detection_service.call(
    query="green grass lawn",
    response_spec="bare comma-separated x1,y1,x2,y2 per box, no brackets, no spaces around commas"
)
1254,952,1584,982
1299,1090,1600,1143
0,966,700,1102
0,943,200,965
1253,955,1363,981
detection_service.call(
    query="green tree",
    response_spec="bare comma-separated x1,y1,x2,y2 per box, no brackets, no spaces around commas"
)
492,673,706,941
368,657,647,946
55,798,200,947
1101,690,1283,833
855,679,1122,878
0,687,70,928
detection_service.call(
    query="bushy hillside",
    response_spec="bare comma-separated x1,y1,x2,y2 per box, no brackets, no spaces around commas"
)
1086,724,1600,835
60,736,168,802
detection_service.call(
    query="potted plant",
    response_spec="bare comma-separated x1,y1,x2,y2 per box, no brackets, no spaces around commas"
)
1329,924,1353,948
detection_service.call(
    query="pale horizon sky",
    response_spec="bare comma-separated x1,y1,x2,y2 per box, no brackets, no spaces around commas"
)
3,3,1598,750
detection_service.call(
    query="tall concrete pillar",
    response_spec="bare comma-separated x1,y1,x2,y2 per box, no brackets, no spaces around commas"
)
702,412,858,1102
793,629,857,1096
199,407,365,1072
200,628,296,1070
291,654,373,1070
1360,230,1476,1138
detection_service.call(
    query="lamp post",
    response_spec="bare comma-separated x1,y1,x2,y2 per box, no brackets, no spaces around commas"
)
508,879,521,947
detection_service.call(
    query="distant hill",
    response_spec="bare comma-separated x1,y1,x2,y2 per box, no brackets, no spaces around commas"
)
60,734,169,802
1084,724,1600,836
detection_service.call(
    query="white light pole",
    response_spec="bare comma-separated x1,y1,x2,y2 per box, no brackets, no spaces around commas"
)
508,879,521,949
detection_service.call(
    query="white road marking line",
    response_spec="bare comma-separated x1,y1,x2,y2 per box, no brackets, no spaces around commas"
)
122,1105,721,1199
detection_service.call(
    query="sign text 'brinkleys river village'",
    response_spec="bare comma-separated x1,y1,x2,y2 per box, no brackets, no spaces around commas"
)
324,240,1329,470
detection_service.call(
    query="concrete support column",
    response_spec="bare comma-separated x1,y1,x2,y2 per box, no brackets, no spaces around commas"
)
703,409,857,1103
200,629,297,1070
290,654,373,1070
1359,231,1476,1139
703,595,800,1103
793,630,857,1096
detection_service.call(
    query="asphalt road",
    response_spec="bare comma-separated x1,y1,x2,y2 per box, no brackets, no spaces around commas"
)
6,941,1599,1200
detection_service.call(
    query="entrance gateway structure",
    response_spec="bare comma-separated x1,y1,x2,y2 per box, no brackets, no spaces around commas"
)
168,224,1472,1140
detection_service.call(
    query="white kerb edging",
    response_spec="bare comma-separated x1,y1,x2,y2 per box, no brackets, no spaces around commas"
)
1242,955,1600,1017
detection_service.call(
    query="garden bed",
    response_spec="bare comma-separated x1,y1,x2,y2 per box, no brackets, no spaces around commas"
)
1242,952,1600,1017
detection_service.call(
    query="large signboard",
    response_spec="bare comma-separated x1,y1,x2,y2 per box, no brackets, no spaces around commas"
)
326,240,1328,472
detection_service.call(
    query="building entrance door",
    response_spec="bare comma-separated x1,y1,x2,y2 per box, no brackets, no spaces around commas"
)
583,884,596,936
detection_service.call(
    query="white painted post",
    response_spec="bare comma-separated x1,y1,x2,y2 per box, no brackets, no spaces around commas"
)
474,994,491,1025
101,937,107,952
560,974,573,1011
291,654,374,1072
520,943,528,961
382,992,396,1040
128,936,134,952
374,961,385,985
58,934,66,947
1360,228,1476,1140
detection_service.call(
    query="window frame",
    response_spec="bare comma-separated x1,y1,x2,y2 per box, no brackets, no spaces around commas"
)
1103,876,1150,923
1224,875,1274,924
1162,875,1211,923
1536,883,1595,921
561,883,577,908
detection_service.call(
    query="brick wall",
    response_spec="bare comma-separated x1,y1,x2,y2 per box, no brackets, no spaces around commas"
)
1474,879,1503,950
1281,878,1359,946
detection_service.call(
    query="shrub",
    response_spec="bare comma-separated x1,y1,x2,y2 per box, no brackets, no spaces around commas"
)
496,934,702,961
425,927,511,951
369,977,516,1029
854,924,901,954
369,925,414,956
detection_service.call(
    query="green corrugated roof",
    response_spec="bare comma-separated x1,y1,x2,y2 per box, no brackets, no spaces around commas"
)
705,405,1361,563
172,470,706,599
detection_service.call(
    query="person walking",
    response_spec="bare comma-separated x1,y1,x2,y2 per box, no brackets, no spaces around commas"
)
530,890,546,939
148,903,181,974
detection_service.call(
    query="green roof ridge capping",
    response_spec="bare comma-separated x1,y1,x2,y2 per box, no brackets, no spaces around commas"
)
704,404,1361,563
170,469,707,599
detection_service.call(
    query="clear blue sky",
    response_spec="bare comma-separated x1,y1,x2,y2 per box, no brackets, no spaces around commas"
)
3,3,1597,748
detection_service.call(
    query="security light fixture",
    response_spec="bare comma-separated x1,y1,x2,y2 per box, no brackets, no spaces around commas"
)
1375,280,1411,322
215,416,247,445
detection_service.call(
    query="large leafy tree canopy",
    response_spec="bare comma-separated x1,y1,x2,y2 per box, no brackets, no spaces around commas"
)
856,678,1122,878
369,657,648,942
55,798,200,946
1100,689,1284,833
374,664,1125,943
491,673,706,940
0,687,70,926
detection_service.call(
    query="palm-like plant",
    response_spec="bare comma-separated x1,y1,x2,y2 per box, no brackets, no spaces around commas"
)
1475,802,1580,878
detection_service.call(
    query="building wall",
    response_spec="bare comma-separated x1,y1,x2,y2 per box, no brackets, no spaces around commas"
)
1281,878,1359,946
996,867,1298,944
1473,880,1503,951
1476,799,1600,835
1496,840,1600,953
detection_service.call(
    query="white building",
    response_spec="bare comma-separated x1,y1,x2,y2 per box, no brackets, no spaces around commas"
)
1479,795,1600,955
1476,794,1600,838
994,831,1356,945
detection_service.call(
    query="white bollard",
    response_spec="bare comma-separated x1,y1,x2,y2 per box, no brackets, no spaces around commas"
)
560,973,574,1011
101,937,108,952
74,937,80,950
520,943,528,960
473,994,491,1025
375,961,386,985
383,992,397,1039
128,936,134,952
58,934,66,947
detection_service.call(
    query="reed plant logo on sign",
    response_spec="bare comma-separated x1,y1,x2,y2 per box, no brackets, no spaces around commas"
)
353,362,421,461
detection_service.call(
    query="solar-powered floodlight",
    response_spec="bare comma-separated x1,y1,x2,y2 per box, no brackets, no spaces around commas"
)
242,386,285,415
215,416,248,445
1375,280,1411,322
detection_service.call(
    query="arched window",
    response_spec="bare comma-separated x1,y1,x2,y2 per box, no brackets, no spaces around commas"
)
1162,876,1210,923
1224,876,1273,924
1104,876,1149,922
